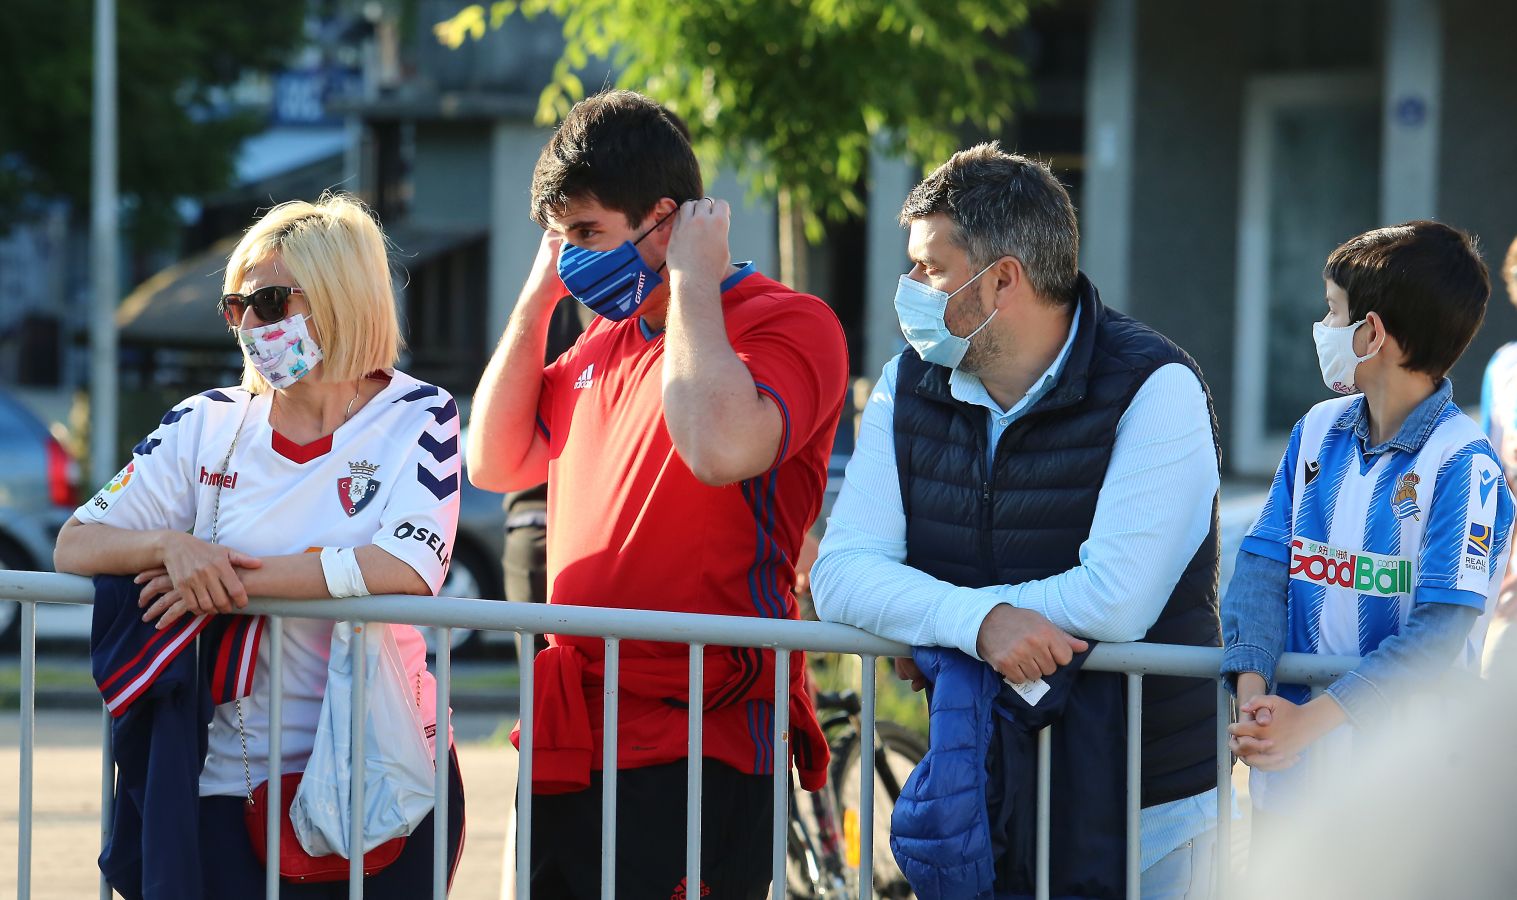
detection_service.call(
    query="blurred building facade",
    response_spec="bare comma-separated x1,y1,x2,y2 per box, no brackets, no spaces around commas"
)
1076,0,1517,475
9,0,1517,479
861,0,1517,476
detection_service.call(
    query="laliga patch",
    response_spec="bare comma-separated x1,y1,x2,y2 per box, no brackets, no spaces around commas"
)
83,462,136,519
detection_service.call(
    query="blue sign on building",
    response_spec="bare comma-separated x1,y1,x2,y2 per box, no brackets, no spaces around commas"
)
273,68,363,126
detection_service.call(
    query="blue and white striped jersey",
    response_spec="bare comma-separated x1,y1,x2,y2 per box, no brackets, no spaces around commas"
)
1242,390,1513,811
1244,392,1514,679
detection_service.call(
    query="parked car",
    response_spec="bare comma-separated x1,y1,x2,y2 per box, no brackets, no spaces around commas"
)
0,388,81,647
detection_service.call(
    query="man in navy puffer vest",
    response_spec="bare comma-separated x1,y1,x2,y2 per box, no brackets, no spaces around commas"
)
813,142,1223,899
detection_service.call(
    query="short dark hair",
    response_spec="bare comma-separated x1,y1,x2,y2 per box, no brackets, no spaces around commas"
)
530,90,703,229
1323,221,1491,379
899,142,1080,306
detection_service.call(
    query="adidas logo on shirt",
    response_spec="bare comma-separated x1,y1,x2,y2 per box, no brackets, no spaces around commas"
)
574,364,595,390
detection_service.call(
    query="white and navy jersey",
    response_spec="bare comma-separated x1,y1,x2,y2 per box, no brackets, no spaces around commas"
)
1245,393,1515,674
75,369,461,796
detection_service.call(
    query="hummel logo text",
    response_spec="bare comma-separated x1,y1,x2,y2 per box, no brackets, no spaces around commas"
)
199,466,240,489
573,364,595,390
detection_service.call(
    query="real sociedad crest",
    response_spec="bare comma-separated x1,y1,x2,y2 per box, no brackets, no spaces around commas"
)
337,460,381,517
1391,472,1421,522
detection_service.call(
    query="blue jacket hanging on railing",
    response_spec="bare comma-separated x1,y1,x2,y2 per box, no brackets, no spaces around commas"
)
890,645,1125,900
90,575,263,900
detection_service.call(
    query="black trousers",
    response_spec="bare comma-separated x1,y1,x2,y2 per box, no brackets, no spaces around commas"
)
527,759,773,900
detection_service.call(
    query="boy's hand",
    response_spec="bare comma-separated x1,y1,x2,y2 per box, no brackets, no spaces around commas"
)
1229,672,1278,763
1229,693,1347,770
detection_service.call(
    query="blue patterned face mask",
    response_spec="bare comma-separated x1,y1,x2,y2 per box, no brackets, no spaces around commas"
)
892,261,999,368
556,211,675,321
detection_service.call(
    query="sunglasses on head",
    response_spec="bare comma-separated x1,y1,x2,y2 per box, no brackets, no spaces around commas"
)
217,285,303,327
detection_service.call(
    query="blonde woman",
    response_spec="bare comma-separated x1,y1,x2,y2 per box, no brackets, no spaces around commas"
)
56,194,466,897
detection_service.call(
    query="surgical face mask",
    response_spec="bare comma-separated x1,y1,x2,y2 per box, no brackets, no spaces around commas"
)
556,211,675,321
239,313,323,390
1313,318,1378,395
893,261,999,369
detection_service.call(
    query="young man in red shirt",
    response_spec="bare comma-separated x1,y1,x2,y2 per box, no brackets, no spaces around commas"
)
468,90,849,899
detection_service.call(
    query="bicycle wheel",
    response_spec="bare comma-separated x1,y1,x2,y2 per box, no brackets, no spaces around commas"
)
830,721,928,899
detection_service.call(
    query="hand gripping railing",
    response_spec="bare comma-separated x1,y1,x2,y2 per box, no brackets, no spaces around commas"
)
3,569,1358,900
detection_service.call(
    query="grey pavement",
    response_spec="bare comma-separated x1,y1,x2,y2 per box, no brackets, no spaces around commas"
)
0,709,519,900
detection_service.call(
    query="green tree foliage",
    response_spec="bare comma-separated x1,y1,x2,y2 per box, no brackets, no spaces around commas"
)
0,0,306,241
434,0,1044,239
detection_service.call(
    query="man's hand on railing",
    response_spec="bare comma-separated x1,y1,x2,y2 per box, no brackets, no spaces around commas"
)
893,656,928,692
975,604,1089,685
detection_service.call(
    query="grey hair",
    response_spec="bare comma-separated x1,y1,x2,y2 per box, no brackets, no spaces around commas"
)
899,142,1080,306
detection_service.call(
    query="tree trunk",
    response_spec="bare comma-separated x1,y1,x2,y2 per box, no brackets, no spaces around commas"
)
776,185,809,293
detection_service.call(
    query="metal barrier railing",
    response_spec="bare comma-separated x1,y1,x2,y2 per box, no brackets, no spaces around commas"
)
3,569,1359,900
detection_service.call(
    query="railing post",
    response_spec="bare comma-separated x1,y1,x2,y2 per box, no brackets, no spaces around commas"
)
434,628,452,899
771,649,791,898
601,638,619,900
1035,725,1051,900
517,632,536,900
1126,674,1142,900
18,600,35,900
267,619,284,900
859,654,877,900
686,643,704,900
349,622,367,899
99,703,114,900
1215,681,1231,900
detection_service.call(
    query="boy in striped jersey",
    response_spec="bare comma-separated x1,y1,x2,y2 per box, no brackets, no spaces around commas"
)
1222,221,1514,815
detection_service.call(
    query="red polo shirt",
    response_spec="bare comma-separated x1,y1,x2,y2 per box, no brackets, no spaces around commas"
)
525,264,848,785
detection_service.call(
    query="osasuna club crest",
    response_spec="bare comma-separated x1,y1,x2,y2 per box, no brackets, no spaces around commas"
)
337,460,381,517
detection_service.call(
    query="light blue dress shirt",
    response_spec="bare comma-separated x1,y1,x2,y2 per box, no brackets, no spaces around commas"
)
811,307,1223,869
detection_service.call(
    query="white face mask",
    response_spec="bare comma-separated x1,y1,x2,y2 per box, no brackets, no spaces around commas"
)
893,261,999,369
1312,318,1378,395
239,313,323,390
